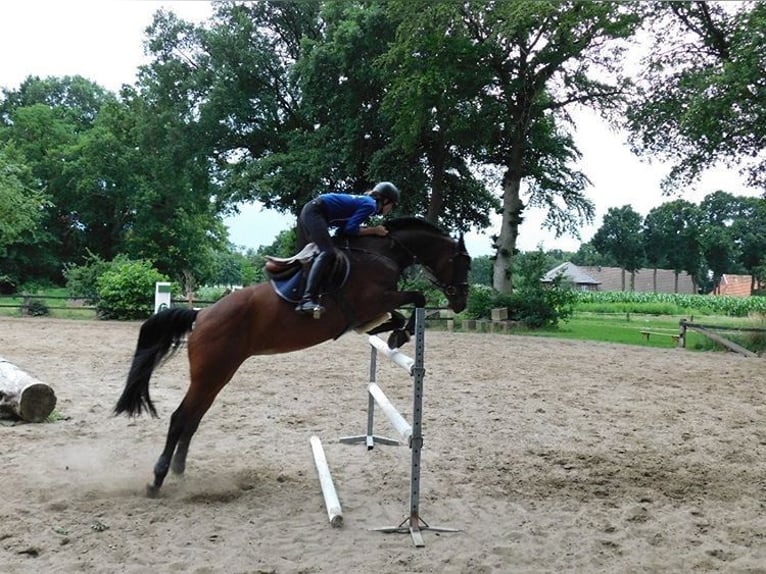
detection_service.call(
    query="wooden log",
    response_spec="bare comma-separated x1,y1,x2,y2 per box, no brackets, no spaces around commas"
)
0,357,57,422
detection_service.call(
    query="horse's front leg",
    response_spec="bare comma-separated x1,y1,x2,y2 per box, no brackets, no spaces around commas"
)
367,310,406,337
381,290,426,349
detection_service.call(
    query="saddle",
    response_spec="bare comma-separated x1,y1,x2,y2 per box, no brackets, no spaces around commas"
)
265,244,350,303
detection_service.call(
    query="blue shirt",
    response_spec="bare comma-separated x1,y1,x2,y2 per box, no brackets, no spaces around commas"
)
320,193,378,235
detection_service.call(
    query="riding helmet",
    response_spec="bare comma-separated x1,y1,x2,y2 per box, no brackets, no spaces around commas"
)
372,181,400,204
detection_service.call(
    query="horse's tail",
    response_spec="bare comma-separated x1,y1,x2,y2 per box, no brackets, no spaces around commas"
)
114,307,199,418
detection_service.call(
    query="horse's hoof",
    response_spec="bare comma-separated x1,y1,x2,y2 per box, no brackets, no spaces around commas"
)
387,330,410,349
146,484,160,498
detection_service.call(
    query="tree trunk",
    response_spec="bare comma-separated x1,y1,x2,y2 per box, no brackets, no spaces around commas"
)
492,170,525,294
425,144,446,224
0,358,57,422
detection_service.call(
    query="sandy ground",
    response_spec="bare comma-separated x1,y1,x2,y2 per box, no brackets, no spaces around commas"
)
0,316,764,574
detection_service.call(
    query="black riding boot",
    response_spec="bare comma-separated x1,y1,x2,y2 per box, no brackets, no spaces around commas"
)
295,251,331,318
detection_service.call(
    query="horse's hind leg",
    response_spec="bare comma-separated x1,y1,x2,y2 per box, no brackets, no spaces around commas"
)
147,406,187,497
147,360,241,496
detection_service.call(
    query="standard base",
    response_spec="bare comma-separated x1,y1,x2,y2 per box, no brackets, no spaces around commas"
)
373,515,460,547
338,434,401,450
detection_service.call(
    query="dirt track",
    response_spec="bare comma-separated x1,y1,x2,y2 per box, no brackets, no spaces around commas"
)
1,317,764,573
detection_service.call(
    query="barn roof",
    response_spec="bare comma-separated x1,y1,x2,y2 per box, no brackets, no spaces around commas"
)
542,262,600,285
542,262,698,293
712,274,752,297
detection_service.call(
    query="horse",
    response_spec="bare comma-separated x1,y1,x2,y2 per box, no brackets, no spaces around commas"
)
114,216,471,497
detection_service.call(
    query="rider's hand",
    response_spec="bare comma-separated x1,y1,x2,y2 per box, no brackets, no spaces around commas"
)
359,225,388,237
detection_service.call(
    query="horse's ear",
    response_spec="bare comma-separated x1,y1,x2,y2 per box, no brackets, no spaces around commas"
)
457,233,466,251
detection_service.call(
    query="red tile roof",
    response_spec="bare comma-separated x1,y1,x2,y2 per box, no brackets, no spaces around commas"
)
711,274,753,297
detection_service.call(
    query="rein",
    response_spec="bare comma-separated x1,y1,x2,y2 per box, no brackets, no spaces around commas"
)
387,231,470,297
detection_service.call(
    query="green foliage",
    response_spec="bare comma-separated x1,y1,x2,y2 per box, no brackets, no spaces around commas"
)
95,257,168,320
398,268,448,308
592,205,645,276
466,257,576,328
63,251,111,303
574,291,766,317
0,274,16,295
466,285,496,319
468,255,493,286
627,2,766,190
571,243,616,267
194,285,231,302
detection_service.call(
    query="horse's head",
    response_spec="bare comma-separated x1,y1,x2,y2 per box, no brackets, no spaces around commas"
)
386,218,471,313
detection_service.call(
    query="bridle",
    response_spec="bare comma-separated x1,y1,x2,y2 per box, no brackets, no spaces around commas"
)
430,249,470,297
388,232,470,298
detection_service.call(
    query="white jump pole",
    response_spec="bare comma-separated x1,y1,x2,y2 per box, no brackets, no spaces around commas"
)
339,335,411,449
368,383,412,445
341,308,458,547
310,435,343,528
368,335,415,374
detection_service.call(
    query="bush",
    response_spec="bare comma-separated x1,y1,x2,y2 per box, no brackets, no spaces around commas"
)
96,258,169,320
64,252,111,303
466,280,575,329
25,299,50,317
466,285,496,319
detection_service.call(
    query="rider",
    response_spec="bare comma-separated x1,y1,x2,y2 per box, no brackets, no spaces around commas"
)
295,181,400,316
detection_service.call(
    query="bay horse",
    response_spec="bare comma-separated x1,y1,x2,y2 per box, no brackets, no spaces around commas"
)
114,217,471,496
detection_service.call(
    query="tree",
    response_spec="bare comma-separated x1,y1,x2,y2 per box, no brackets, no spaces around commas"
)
381,1,500,230
730,196,766,293
468,255,493,287
388,1,642,292
627,1,766,191
0,76,117,282
571,242,616,267
698,190,741,292
0,149,50,286
184,1,323,214
592,205,645,290
699,225,737,293
643,200,701,292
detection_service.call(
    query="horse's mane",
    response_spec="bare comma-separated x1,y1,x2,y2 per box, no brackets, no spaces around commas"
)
384,217,449,237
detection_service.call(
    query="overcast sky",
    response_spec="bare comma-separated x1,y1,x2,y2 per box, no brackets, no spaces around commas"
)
1,1,758,256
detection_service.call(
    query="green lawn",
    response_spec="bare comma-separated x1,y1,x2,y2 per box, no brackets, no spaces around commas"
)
516,311,762,352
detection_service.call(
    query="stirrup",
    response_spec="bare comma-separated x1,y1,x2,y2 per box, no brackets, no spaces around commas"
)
296,300,325,319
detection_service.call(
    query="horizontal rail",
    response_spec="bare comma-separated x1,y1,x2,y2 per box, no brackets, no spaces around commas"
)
368,336,414,374
368,383,412,445
682,322,766,333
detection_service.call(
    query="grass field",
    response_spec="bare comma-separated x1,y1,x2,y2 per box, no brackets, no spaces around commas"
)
527,313,690,349
520,311,764,353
